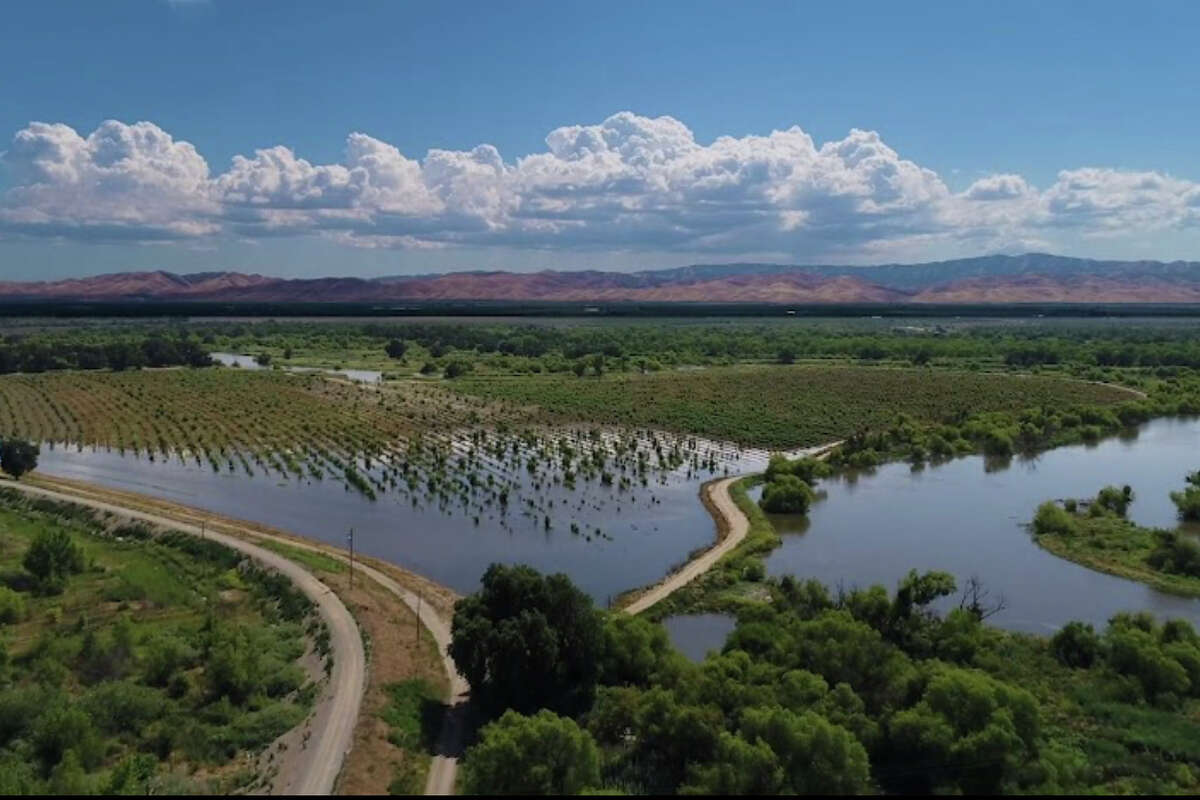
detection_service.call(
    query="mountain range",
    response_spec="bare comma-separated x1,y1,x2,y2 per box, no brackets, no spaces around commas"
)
2,254,1199,304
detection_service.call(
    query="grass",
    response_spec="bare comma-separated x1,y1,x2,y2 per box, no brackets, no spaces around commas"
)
644,476,778,619
379,678,443,794
453,365,1135,449
0,490,317,794
258,539,346,574
1033,506,1200,597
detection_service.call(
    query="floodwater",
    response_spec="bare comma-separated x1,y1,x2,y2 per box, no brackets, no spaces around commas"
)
209,352,382,384
663,417,1200,660
36,432,764,604
662,613,737,662
761,416,1200,633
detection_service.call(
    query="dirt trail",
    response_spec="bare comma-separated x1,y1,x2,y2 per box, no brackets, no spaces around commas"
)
13,438,844,794
621,440,842,616
1,479,365,796
20,473,466,796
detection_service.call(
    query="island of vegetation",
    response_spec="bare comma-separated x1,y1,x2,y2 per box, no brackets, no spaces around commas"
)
1032,476,1200,596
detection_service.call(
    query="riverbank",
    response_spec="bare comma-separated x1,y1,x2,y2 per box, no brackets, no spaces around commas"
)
1033,501,1200,599
13,472,464,795
621,441,841,617
0,477,365,795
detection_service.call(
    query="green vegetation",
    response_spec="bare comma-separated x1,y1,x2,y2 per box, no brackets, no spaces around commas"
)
1170,470,1200,521
379,679,441,794
449,564,603,716
0,330,212,374
455,563,1200,795
454,365,1132,449
0,438,38,480
0,489,319,794
462,709,601,795
758,453,829,514
1032,481,1200,596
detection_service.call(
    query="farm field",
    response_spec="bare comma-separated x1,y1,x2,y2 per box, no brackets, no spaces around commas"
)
452,365,1137,449
0,489,321,794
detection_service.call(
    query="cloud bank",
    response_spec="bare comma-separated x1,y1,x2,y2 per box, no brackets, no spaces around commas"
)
3,112,1198,259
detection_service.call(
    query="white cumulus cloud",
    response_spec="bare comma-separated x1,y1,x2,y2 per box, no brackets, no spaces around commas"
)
2,113,1198,258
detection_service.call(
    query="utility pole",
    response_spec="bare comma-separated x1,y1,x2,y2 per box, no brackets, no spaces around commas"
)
415,594,421,646
347,528,355,590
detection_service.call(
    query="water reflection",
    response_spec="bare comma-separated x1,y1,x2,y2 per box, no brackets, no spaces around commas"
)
765,417,1200,633
209,352,383,384
36,432,766,603
662,613,736,662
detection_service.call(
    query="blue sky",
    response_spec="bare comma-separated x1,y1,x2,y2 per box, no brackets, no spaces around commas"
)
2,0,1198,280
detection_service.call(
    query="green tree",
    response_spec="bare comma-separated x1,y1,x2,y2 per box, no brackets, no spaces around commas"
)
759,474,815,514
1171,485,1200,522
1093,485,1133,517
450,564,603,715
0,438,39,480
443,358,473,379
1032,501,1075,537
23,528,85,594
737,707,870,794
1051,621,1101,668
597,613,686,687
886,666,1039,794
462,709,600,795
384,338,407,359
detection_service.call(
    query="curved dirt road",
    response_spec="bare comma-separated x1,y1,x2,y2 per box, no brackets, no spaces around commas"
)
622,441,841,616
2,480,366,796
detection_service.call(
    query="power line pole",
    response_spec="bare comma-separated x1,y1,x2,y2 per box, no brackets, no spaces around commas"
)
415,593,421,647
348,528,355,590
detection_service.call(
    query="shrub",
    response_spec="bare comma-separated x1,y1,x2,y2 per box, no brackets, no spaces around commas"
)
1051,621,1101,668
759,475,815,514
1032,502,1076,537
1171,486,1200,522
1094,485,1134,517
0,439,39,480
0,587,26,624
23,528,86,594
462,709,600,795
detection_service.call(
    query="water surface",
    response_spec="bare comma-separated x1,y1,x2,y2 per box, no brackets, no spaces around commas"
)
37,434,759,603
763,417,1200,632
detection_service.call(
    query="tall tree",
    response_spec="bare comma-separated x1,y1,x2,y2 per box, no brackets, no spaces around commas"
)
450,564,603,715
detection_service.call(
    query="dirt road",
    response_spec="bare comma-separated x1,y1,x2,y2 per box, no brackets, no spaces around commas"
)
621,441,841,616
1,479,366,796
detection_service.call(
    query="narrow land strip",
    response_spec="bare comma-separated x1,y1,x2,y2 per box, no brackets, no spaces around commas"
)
621,440,842,616
14,438,840,794
1,478,366,796
21,472,465,796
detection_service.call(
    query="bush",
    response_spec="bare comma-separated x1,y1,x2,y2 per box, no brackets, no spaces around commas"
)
443,359,473,379
1093,485,1133,517
1052,621,1101,668
450,564,603,716
462,709,600,795
759,475,815,514
23,528,86,594
1032,502,1075,537
1171,486,1200,522
0,439,39,480
0,587,26,624
1148,531,1200,578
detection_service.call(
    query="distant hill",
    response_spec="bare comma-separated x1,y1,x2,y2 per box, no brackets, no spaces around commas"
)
2,254,1199,304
